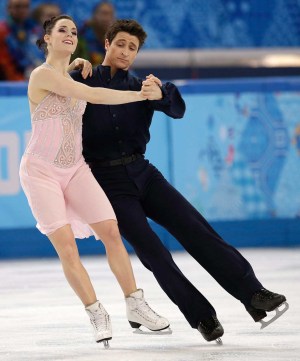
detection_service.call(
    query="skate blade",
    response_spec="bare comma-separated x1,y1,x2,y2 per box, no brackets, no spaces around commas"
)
96,337,112,349
103,339,110,349
259,301,289,329
215,337,223,345
133,327,173,335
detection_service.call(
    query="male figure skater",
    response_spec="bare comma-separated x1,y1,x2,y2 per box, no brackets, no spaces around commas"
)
71,19,288,342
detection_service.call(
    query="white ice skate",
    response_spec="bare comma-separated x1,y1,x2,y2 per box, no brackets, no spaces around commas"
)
85,301,112,348
125,289,172,335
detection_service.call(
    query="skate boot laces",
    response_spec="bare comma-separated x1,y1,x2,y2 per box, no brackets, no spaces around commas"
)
90,311,110,333
251,288,286,312
254,288,274,300
86,303,111,333
198,316,220,332
135,298,160,323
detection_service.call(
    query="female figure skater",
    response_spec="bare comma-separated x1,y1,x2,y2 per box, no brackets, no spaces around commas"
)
19,14,169,348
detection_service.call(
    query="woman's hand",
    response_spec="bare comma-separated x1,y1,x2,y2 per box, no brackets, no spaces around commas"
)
68,58,93,79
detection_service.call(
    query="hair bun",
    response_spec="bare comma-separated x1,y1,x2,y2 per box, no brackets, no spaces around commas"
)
36,38,45,49
43,19,52,30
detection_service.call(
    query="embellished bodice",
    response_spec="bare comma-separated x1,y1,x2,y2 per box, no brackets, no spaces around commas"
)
25,91,87,168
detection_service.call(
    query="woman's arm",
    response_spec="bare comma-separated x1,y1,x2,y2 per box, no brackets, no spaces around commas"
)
29,66,146,105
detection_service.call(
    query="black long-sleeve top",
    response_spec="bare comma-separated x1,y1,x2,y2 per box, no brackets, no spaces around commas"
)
71,65,186,162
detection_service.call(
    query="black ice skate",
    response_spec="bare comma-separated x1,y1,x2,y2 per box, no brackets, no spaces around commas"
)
250,288,289,329
246,305,267,322
198,315,224,344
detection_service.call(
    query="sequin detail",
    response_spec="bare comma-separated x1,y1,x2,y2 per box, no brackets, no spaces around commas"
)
26,92,87,168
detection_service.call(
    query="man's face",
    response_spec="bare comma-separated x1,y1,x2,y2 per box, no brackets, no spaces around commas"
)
8,0,30,23
104,32,139,71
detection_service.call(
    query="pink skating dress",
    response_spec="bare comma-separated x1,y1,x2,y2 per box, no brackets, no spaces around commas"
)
19,78,116,239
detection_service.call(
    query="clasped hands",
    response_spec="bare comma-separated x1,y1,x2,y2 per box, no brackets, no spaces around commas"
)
140,74,163,100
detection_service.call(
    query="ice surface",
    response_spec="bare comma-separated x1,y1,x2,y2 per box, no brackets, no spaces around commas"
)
0,248,299,361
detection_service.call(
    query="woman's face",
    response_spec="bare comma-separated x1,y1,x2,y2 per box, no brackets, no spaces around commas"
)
46,19,78,55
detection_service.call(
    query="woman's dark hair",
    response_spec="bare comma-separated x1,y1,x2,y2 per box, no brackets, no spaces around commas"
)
36,15,75,56
105,19,147,50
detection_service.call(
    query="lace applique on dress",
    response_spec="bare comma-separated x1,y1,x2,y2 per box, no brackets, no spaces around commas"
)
25,64,87,168
53,98,84,167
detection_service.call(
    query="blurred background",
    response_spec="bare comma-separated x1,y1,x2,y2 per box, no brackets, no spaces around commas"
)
0,0,300,258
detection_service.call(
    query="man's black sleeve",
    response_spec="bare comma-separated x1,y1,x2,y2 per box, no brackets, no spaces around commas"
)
149,82,186,119
70,69,94,86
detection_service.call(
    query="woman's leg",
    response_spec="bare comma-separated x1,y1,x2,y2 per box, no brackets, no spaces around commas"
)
48,224,96,306
48,224,113,345
90,219,170,332
89,219,137,296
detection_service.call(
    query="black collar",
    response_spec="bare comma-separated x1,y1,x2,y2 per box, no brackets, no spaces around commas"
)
97,65,128,83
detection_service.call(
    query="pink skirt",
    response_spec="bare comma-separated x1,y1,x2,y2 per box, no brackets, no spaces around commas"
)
19,154,116,239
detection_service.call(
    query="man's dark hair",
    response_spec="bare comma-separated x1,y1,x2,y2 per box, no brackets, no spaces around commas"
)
105,19,147,50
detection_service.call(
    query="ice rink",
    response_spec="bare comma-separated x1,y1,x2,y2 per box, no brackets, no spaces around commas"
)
1,248,299,361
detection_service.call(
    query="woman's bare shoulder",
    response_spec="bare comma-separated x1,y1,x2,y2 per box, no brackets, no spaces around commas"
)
30,64,51,79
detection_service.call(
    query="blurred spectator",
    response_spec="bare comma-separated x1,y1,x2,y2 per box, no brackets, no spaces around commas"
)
73,1,116,66
32,3,61,28
0,0,43,80
31,2,61,51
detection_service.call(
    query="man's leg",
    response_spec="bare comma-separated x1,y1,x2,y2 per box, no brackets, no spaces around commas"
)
142,176,263,308
111,196,216,329
143,174,288,326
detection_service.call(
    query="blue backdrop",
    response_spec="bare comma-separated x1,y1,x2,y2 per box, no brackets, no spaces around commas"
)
1,77,300,258
1,0,300,48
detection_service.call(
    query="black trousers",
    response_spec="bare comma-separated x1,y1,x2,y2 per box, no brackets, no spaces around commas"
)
91,157,263,328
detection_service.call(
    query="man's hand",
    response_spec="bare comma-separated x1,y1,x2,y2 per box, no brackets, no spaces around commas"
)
141,76,163,100
146,74,162,87
67,58,93,79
